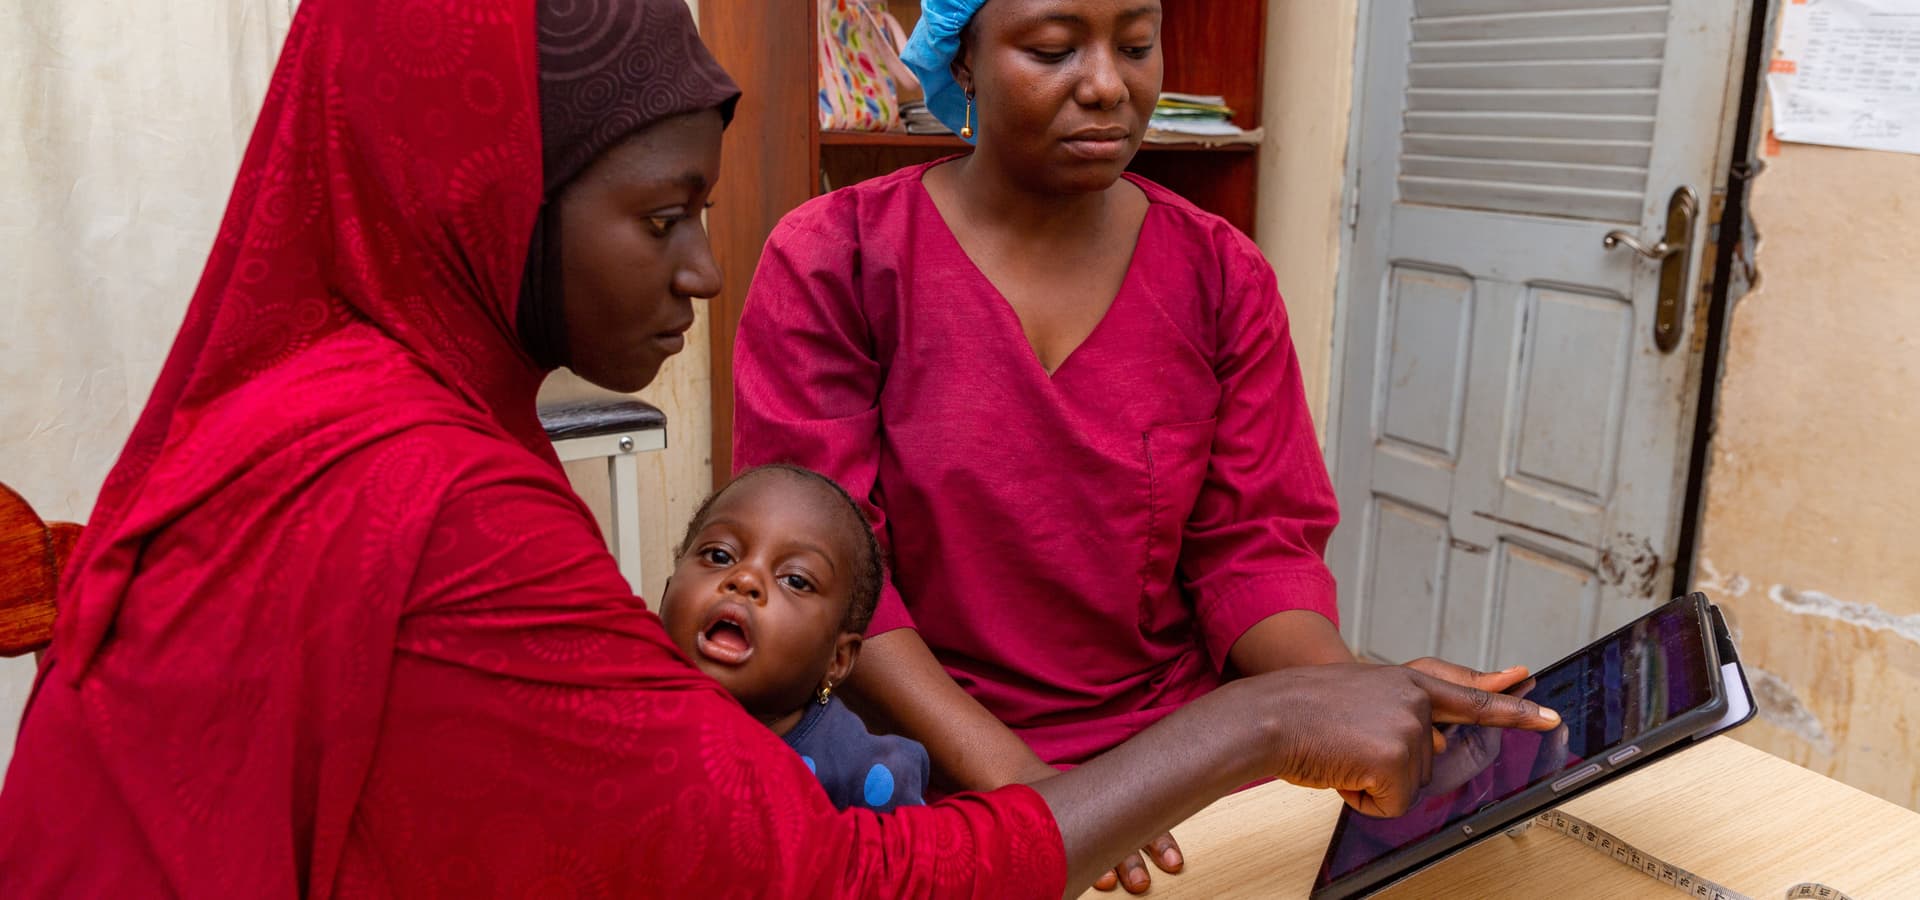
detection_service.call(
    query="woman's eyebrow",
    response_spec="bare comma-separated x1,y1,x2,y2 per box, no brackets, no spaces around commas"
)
1037,5,1159,26
630,169,710,198
654,171,710,195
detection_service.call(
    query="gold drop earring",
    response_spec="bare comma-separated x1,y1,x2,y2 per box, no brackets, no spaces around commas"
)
817,680,834,706
960,90,975,140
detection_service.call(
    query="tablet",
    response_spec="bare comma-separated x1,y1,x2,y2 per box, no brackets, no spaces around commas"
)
1310,593,1755,900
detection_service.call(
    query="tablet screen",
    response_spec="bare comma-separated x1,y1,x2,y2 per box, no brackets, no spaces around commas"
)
1315,597,1716,888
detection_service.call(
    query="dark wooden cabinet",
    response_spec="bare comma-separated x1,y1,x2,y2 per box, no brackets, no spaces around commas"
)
698,0,1267,483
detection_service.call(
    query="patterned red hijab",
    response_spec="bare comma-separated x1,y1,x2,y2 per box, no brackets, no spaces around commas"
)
53,0,737,677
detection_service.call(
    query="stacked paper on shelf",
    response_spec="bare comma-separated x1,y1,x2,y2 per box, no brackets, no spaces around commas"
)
1146,91,1262,145
1154,92,1232,118
901,101,951,135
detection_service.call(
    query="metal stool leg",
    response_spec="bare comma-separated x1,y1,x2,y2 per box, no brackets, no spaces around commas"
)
607,449,644,595
541,396,667,598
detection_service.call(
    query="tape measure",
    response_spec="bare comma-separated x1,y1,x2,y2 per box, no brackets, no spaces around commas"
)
1523,810,1853,900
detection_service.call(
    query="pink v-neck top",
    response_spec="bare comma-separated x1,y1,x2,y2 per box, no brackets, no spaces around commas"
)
734,161,1339,765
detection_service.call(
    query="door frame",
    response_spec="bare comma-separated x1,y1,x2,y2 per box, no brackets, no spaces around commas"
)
1323,0,1777,640
1670,0,1779,593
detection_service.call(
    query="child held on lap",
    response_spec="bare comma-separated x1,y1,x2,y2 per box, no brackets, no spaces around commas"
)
657,464,927,812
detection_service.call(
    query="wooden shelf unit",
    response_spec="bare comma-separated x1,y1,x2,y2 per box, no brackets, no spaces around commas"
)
821,130,969,148
820,129,1260,152
698,0,1267,483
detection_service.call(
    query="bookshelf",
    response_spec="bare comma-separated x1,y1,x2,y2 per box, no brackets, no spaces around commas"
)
697,0,1267,484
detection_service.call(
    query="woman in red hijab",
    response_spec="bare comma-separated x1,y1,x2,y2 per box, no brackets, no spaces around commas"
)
0,0,1557,895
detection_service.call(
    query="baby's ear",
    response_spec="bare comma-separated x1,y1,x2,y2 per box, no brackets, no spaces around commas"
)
827,631,862,687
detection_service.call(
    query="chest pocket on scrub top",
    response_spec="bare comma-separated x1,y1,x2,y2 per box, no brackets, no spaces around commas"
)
1139,417,1217,633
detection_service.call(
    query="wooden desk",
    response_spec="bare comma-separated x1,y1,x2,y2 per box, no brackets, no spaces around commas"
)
1084,738,1920,899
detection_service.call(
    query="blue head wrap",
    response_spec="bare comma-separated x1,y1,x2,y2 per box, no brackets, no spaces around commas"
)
902,0,990,144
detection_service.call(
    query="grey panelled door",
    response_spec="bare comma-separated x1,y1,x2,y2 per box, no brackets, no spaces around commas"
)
1331,0,1747,671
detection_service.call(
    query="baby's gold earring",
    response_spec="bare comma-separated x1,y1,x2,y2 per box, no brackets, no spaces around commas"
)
817,681,834,706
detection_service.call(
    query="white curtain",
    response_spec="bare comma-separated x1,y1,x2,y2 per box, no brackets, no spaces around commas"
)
0,1,296,764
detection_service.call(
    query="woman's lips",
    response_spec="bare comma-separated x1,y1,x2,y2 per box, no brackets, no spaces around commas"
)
653,318,694,355
1062,129,1131,161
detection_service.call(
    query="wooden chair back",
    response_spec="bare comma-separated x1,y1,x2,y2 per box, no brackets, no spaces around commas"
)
0,483,80,657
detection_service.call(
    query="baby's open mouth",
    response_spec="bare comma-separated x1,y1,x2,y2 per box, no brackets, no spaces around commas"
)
695,606,753,665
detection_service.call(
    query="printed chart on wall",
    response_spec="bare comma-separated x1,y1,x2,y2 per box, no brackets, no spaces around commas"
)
1768,0,1920,154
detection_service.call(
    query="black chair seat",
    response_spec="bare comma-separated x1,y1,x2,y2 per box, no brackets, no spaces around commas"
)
538,399,667,441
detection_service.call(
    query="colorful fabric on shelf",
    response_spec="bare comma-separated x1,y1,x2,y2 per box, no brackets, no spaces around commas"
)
818,0,918,132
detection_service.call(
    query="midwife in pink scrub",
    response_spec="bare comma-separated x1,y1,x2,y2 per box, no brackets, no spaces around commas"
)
733,0,1535,892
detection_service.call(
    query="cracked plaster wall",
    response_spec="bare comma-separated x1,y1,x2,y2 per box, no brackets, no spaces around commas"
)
1694,122,1920,807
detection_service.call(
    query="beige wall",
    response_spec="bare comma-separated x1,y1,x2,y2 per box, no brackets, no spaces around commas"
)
1693,135,1920,810
1258,0,1360,436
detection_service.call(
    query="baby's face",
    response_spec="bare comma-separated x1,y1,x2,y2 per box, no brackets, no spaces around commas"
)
657,473,858,721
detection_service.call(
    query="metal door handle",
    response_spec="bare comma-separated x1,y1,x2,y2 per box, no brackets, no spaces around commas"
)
1602,187,1699,354
1601,231,1687,260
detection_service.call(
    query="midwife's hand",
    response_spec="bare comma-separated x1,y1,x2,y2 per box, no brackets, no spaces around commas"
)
1089,830,1183,894
1402,657,1533,695
1404,658,1534,795
1527,715,1574,781
1262,663,1560,818
1025,663,1560,896
1423,721,1504,799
